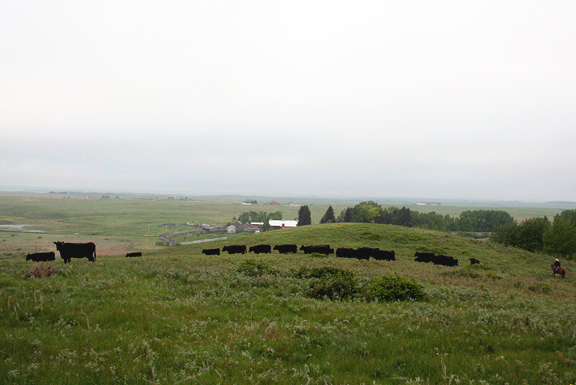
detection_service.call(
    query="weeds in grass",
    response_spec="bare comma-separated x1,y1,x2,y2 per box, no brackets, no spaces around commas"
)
22,263,60,279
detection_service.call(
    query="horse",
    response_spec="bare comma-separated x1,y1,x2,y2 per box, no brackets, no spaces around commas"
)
551,263,566,278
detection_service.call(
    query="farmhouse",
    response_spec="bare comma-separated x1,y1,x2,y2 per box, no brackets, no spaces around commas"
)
269,220,299,230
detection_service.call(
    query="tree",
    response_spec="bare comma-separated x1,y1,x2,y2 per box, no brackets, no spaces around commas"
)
544,217,576,258
337,208,353,223
298,205,312,226
320,205,335,224
351,201,382,223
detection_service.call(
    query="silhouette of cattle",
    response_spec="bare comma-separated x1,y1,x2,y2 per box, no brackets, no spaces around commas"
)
300,245,333,255
470,258,480,264
414,252,435,263
26,252,55,262
125,252,142,257
373,249,395,261
434,254,458,266
336,248,356,258
222,245,247,254
54,241,96,263
273,244,298,254
249,244,272,254
202,248,220,256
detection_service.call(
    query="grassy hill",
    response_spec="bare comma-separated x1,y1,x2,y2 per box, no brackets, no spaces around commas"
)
1,223,575,384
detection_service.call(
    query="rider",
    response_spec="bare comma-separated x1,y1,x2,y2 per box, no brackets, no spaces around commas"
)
553,258,561,273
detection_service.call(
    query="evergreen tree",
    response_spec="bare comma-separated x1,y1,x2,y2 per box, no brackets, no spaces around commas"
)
320,205,336,224
298,205,312,226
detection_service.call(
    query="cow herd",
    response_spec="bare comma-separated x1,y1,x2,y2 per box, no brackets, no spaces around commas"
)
203,244,472,265
26,241,472,267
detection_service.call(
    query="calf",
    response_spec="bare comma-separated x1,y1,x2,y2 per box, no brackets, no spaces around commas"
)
202,248,220,256
470,258,480,264
26,252,55,262
125,252,143,257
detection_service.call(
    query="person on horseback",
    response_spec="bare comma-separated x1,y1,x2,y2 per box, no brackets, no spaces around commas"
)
553,259,561,274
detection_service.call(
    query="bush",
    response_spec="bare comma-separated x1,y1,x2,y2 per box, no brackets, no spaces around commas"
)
308,266,358,300
363,274,427,302
23,263,60,279
237,259,278,277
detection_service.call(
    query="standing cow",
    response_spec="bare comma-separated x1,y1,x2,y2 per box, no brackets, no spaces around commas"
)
249,244,272,254
273,244,298,254
54,242,96,263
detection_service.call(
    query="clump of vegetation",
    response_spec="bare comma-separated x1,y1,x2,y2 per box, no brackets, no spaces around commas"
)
237,259,278,277
306,266,358,300
308,252,329,258
362,274,427,302
23,262,60,279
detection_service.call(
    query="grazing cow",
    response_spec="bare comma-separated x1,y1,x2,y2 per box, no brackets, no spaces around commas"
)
336,248,356,259
202,248,220,256
222,245,247,254
300,245,333,255
356,247,380,260
125,252,142,257
249,244,272,254
470,258,480,265
26,252,55,262
414,252,435,263
373,249,396,261
273,244,298,254
54,242,96,263
433,255,458,267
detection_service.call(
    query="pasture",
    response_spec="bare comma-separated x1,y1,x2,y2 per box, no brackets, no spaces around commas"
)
0,194,575,384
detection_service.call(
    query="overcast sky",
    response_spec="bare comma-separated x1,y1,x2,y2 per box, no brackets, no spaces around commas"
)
1,1,575,201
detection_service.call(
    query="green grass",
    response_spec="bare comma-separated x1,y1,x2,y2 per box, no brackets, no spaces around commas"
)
1,194,574,384
2,221,576,384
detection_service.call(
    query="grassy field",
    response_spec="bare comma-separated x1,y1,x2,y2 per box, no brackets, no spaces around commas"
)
1,194,575,384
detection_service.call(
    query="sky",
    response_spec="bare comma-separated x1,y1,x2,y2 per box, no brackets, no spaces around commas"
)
1,1,576,202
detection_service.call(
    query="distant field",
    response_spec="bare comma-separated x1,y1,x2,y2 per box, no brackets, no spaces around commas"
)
0,193,565,258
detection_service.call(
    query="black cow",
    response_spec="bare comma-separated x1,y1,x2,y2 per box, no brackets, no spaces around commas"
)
414,252,435,263
54,242,96,263
470,258,480,264
202,248,220,256
26,252,55,262
434,255,459,266
373,249,395,261
125,252,142,257
273,244,298,254
222,245,247,254
336,248,356,258
356,247,379,260
300,245,333,255
249,244,272,254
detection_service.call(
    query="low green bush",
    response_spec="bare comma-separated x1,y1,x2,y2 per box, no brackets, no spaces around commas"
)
363,274,427,302
237,259,278,277
307,266,358,300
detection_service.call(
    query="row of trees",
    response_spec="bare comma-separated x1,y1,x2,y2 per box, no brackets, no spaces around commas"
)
492,210,576,258
318,201,514,233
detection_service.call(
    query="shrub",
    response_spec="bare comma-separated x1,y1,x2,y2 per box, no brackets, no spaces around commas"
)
307,266,358,300
23,263,60,279
363,274,427,302
237,259,277,277
308,252,329,258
